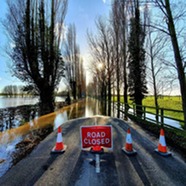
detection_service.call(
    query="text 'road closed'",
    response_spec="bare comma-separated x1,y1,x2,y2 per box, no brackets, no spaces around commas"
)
81,125,112,149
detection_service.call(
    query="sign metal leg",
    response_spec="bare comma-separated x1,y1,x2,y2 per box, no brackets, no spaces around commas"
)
95,154,100,173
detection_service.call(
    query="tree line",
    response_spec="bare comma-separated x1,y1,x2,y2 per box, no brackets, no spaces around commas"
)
1,85,69,97
1,85,34,96
4,0,86,115
87,0,186,129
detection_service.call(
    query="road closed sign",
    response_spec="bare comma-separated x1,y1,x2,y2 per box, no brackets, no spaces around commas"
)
81,125,113,149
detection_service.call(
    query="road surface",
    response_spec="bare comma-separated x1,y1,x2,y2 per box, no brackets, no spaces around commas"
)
0,116,186,186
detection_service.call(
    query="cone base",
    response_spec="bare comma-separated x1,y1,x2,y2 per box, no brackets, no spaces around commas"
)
122,147,137,155
90,147,104,154
155,149,171,157
51,145,67,154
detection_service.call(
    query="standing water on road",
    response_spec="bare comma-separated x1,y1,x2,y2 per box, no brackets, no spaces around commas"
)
0,98,102,177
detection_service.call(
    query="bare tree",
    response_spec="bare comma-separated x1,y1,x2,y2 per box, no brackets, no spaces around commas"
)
63,24,84,100
87,17,116,115
111,0,133,118
4,0,68,115
146,26,168,122
151,0,186,128
120,0,130,119
87,32,107,100
111,0,122,117
78,57,86,98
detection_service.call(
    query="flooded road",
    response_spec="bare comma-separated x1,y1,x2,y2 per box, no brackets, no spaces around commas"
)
0,98,102,142
0,98,103,177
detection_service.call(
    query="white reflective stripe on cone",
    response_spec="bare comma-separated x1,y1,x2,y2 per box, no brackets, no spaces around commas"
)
57,133,63,142
159,135,166,147
126,134,132,144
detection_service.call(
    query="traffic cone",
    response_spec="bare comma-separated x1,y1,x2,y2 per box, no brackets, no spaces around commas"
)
122,128,137,155
51,126,67,153
155,128,171,156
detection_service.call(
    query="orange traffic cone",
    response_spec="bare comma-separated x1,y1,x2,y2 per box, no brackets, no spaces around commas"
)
155,128,171,156
51,126,67,153
122,128,137,155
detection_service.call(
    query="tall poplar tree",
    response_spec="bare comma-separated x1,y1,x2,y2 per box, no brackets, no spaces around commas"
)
128,2,147,116
5,0,68,115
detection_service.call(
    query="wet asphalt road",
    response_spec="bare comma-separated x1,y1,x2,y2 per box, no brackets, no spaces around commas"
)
0,116,186,186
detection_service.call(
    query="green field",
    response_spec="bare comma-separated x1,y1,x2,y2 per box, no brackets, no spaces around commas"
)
142,96,182,110
113,95,182,109
143,96,184,124
113,95,184,126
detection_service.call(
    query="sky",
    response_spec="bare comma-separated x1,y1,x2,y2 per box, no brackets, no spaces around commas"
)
64,0,112,87
0,1,21,92
65,0,111,54
0,0,111,92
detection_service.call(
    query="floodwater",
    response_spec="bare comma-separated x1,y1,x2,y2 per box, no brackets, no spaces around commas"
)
0,96,65,132
0,96,39,109
0,98,103,177
0,96,65,109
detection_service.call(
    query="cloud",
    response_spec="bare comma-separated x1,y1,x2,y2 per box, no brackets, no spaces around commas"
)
102,0,106,3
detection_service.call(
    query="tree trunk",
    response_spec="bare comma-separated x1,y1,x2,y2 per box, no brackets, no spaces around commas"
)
135,98,143,117
108,77,112,116
71,80,76,100
39,86,55,115
120,0,129,120
116,41,120,118
149,35,159,123
123,18,128,119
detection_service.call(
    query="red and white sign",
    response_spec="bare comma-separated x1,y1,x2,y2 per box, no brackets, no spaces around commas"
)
81,125,113,149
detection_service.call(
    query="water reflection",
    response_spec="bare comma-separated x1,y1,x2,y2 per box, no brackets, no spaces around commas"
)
0,98,109,133
0,106,38,132
0,98,104,178
0,97,111,176
1,97,182,139
66,98,105,119
0,98,103,141
0,96,65,109
0,96,38,109
0,97,66,132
